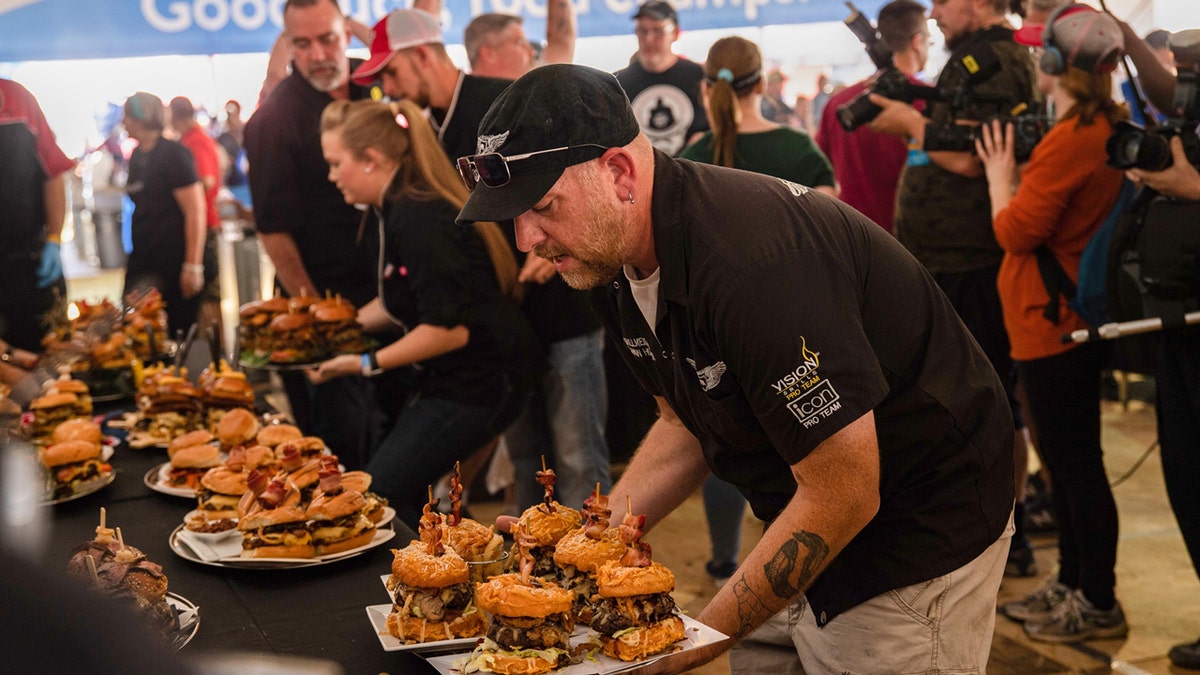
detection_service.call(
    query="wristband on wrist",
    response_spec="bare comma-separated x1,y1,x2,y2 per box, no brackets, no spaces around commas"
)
182,263,204,274
360,351,382,377
45,233,62,245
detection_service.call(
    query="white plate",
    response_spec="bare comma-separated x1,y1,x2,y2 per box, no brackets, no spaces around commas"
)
422,614,728,675
365,604,484,653
43,445,117,505
144,462,197,498
168,524,396,569
166,592,201,651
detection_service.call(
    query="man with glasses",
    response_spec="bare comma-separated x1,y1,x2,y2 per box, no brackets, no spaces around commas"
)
615,1,709,156
462,4,576,81
243,0,381,471
817,0,931,235
456,64,1015,674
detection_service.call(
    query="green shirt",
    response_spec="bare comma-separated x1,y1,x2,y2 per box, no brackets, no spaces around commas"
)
680,127,835,188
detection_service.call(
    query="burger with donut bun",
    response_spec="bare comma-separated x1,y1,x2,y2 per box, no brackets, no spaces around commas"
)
385,541,484,644
464,574,576,674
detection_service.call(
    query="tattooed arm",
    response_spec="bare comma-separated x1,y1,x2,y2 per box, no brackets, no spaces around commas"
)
634,411,882,674
540,0,577,66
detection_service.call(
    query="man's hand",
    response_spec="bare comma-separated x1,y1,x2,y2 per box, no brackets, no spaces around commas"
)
180,265,205,299
1126,137,1200,201
518,255,557,285
866,94,926,139
36,241,62,289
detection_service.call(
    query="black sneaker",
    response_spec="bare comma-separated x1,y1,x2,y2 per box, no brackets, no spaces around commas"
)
705,560,739,586
1170,638,1200,669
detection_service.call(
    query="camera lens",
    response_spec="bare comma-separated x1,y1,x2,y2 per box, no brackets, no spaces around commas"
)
1106,125,1173,171
836,93,881,132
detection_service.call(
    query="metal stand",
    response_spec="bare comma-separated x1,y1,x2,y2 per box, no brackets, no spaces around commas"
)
1064,311,1200,343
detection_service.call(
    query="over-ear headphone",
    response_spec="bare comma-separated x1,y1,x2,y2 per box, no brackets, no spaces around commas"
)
1039,3,1082,75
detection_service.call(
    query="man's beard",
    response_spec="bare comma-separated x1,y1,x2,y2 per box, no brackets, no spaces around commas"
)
304,59,347,92
943,29,969,51
534,181,628,290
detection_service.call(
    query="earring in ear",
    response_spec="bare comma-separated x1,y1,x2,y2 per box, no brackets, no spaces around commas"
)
365,165,373,174
628,193,635,204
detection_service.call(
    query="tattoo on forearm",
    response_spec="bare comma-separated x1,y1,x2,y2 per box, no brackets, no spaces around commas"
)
763,531,830,600
730,577,770,638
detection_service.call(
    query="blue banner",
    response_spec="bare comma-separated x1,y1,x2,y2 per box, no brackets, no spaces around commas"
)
0,0,886,62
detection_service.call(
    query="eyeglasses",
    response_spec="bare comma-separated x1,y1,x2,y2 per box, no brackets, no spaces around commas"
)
457,144,607,190
635,26,676,38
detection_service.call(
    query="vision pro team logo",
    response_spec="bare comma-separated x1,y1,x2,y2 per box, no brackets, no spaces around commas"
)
786,380,841,428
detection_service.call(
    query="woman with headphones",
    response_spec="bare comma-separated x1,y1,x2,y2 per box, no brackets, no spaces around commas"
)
976,3,1128,643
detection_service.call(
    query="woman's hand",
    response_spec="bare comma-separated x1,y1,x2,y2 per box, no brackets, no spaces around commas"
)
975,119,1016,186
308,354,361,384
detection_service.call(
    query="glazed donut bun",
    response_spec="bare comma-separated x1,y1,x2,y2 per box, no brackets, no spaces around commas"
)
170,443,222,469
474,573,574,618
167,429,215,458
41,440,101,467
386,611,486,644
553,527,625,573
601,615,685,662
255,423,302,448
52,418,102,445
446,518,505,562
216,407,260,447
596,561,676,598
200,466,248,496
390,542,469,588
515,502,581,547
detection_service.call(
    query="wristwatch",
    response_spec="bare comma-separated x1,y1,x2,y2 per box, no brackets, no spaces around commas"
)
0,346,14,364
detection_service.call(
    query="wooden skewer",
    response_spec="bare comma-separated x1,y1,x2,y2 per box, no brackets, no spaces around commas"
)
626,495,632,516
427,485,434,506
85,554,99,585
454,460,461,477
540,455,547,473
594,483,600,501
99,507,106,531
116,527,125,550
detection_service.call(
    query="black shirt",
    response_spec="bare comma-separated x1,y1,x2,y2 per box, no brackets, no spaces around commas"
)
243,63,378,306
592,152,1014,625
614,58,709,156
377,194,537,404
126,138,198,270
434,72,600,345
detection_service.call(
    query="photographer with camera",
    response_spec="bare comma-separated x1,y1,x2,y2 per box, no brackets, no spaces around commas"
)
868,0,1040,577
1113,21,1200,669
817,0,931,234
975,4,1130,643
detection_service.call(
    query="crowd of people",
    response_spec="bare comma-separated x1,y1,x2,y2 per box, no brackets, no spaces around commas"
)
2,0,1200,670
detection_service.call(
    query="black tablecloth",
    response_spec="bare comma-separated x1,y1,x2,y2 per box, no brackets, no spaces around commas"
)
38,411,444,675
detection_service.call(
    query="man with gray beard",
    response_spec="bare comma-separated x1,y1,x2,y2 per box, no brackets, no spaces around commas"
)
243,0,381,470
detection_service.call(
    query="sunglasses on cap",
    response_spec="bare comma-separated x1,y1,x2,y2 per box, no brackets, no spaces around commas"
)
456,144,608,190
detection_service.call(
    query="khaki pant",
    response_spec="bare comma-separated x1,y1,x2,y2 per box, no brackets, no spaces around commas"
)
730,514,1013,675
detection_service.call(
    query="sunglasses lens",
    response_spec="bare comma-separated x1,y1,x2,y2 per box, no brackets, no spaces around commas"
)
472,153,512,188
456,157,477,190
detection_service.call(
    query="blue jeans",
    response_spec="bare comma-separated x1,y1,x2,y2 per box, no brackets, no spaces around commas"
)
370,389,523,532
509,330,611,512
703,474,746,566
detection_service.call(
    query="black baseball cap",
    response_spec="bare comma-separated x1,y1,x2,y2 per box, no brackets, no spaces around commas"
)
633,1,678,24
457,64,640,224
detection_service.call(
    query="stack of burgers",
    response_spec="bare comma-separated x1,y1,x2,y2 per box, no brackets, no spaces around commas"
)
236,472,315,559
27,378,93,442
238,291,364,365
507,465,581,581
134,370,203,442
386,495,484,644
197,361,256,429
123,288,169,361
165,438,221,491
39,418,109,500
304,456,378,555
443,462,505,580
67,511,177,636
553,487,626,623
237,296,291,358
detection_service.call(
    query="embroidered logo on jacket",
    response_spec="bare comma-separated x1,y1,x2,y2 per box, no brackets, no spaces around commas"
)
686,358,726,392
768,337,840,427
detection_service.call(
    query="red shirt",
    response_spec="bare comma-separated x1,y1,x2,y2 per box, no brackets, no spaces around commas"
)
817,76,923,234
179,125,221,228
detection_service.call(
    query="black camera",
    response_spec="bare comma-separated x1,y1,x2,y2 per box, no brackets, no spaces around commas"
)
1106,33,1200,172
923,109,1052,163
836,66,933,131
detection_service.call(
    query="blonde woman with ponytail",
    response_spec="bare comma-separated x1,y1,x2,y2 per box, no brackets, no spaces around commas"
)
680,36,837,197
313,98,538,531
